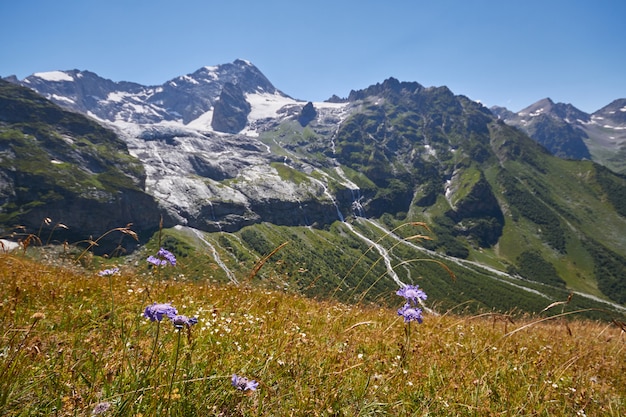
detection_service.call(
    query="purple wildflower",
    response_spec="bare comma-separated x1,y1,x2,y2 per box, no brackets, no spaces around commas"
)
157,247,177,266
396,284,427,305
147,255,166,266
98,267,120,277
231,374,259,392
91,401,111,415
147,247,177,267
171,314,198,329
398,303,424,323
143,302,178,322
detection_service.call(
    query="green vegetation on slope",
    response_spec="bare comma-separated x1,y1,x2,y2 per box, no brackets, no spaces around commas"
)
125,221,625,320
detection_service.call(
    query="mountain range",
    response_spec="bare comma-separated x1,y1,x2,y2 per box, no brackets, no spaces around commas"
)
491,97,626,174
1,60,625,316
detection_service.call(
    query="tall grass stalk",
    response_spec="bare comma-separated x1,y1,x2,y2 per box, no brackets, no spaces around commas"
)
165,329,182,416
75,225,138,263
107,272,116,322
45,221,68,245
0,313,43,386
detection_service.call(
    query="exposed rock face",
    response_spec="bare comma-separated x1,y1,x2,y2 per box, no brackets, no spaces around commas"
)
525,114,591,159
10,59,282,125
110,120,352,233
19,185,163,251
446,173,504,247
211,82,251,133
298,102,317,126
595,99,626,125
497,98,591,160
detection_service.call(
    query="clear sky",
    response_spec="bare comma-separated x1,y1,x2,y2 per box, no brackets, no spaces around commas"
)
1,0,624,113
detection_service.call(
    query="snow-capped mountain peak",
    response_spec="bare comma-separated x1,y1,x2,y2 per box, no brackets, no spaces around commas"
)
14,60,295,130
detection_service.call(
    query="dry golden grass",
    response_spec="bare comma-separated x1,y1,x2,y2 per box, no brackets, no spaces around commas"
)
1,252,624,416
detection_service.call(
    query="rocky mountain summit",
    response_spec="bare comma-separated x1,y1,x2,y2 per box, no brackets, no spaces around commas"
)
10,59,280,126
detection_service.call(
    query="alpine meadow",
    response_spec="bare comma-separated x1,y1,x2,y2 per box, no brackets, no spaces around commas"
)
1,60,625,415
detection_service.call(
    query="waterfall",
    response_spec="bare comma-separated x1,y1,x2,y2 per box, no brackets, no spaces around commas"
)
310,176,345,222
206,200,222,232
350,188,364,217
334,166,364,218
326,188,345,222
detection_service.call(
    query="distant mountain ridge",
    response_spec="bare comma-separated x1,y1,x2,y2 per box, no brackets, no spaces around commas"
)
2,60,626,312
6,59,282,126
491,97,626,173
7,63,624,174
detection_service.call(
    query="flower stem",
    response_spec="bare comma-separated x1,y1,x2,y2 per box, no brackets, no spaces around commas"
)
145,320,161,376
109,275,115,322
402,321,411,368
166,329,182,416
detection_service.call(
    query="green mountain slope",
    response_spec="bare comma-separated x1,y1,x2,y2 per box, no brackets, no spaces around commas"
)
233,79,626,309
0,79,161,251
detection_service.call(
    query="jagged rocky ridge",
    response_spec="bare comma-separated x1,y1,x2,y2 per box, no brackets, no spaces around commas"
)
491,97,626,174
4,61,358,233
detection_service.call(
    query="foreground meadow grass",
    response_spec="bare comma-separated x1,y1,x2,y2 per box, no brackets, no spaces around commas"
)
1,252,624,416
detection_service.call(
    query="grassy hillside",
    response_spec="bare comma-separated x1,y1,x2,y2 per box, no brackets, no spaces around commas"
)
1,250,625,416
0,80,161,250
123,220,623,319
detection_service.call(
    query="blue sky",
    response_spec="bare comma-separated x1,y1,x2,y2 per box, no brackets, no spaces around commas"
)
1,0,624,113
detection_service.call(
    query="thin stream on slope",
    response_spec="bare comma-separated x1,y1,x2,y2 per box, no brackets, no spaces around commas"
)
341,221,406,288
363,218,626,313
176,226,238,284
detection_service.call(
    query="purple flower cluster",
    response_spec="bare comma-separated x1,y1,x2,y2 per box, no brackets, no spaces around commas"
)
91,401,111,415
98,267,120,276
171,314,199,329
397,303,424,324
396,285,427,304
147,247,177,267
143,302,198,329
231,374,259,392
396,284,427,323
144,302,178,322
